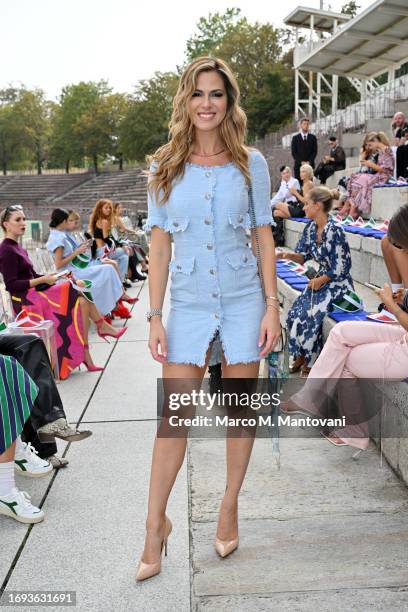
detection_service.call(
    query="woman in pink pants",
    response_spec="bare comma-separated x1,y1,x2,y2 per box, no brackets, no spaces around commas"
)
282,204,408,449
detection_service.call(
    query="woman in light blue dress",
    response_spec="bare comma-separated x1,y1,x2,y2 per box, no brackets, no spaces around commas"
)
136,57,281,581
46,209,124,316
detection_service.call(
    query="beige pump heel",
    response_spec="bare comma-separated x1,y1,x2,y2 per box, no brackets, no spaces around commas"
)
214,536,239,558
136,517,172,582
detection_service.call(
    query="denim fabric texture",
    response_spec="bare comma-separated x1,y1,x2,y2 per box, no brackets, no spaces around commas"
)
144,149,273,366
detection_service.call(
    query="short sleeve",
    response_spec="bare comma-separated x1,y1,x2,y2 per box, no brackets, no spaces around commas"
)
143,164,169,232
46,231,66,254
248,150,273,226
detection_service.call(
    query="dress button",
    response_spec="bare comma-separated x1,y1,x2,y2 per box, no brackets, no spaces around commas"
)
205,193,211,200
209,268,215,275
243,256,248,262
176,264,182,270
205,171,211,177
204,218,211,225
173,221,179,227
207,244,213,250
214,313,220,319
212,292,218,298
238,215,244,223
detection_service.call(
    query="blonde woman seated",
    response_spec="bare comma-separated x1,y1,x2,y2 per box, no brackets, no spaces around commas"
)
272,164,314,221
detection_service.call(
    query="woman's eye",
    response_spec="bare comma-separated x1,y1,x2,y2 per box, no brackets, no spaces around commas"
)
192,92,201,97
212,92,224,97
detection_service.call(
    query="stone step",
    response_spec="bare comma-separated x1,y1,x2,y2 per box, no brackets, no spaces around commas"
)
372,185,408,220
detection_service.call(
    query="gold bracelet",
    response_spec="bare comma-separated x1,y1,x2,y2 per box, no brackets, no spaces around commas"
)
266,296,279,303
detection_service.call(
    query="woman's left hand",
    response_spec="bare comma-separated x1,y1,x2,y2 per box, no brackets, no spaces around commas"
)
258,308,281,357
308,276,327,291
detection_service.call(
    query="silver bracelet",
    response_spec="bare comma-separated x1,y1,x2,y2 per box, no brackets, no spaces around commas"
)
146,308,162,322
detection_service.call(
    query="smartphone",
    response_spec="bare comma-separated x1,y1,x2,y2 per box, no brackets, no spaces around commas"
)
364,282,381,291
54,269,70,278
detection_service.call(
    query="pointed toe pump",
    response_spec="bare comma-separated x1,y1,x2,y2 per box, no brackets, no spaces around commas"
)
82,344,104,372
214,536,239,558
136,517,173,582
95,318,127,343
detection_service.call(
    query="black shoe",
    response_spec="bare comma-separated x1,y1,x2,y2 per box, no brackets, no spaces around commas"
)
123,280,132,289
130,271,147,281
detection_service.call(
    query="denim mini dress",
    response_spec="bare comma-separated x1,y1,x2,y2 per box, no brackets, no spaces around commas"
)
144,149,273,366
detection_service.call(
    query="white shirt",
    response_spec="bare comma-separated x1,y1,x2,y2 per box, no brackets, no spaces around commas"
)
271,177,300,208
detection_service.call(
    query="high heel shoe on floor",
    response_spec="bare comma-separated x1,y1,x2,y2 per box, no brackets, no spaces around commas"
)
136,517,173,581
111,302,132,319
95,318,127,343
214,536,239,558
82,344,104,372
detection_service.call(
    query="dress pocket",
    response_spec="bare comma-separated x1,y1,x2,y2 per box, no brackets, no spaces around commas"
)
225,249,259,293
169,256,197,301
168,217,190,233
228,211,250,230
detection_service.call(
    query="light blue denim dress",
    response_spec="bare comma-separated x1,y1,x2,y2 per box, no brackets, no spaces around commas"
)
144,149,273,366
46,229,123,315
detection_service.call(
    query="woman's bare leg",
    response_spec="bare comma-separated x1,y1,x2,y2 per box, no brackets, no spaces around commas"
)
0,441,15,463
274,202,290,219
141,353,211,564
216,360,259,542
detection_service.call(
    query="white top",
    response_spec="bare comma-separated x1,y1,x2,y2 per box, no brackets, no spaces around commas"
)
271,177,300,207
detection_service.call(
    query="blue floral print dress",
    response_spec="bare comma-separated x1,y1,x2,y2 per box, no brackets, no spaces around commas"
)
286,218,354,366
144,150,273,366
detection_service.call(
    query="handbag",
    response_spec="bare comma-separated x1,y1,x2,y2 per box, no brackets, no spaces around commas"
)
247,183,289,379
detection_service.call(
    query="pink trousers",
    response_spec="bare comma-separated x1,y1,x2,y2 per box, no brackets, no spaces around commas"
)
292,321,408,449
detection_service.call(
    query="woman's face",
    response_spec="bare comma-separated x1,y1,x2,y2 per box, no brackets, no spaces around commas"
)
303,197,320,219
367,140,379,152
67,217,80,231
102,203,112,217
115,204,123,216
188,70,228,134
300,167,310,181
4,210,26,236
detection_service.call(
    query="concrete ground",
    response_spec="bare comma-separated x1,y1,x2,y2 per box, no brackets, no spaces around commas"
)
1,281,408,612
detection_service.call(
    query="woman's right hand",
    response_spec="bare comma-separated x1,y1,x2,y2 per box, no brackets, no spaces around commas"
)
42,273,60,286
74,243,88,256
148,319,168,363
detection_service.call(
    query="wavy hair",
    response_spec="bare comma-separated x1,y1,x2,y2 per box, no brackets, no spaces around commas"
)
147,56,250,204
89,199,114,234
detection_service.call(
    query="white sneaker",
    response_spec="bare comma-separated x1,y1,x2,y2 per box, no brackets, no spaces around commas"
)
0,488,45,524
14,442,53,478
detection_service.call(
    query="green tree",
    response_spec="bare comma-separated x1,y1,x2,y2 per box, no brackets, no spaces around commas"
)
14,88,52,174
0,89,28,175
119,72,179,162
341,1,360,16
50,81,110,173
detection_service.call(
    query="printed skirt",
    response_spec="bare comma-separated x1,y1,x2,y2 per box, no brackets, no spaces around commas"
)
0,355,38,454
11,282,85,380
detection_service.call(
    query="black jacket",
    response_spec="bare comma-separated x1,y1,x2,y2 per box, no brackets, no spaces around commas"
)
291,133,318,166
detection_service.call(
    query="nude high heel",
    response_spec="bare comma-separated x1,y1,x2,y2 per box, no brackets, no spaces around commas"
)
214,536,239,558
136,517,172,581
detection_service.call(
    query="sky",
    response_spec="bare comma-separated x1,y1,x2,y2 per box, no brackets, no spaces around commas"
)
1,0,373,100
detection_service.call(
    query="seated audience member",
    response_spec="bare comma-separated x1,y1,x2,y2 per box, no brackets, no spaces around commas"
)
381,204,408,292
277,187,353,377
281,206,408,450
47,209,130,330
314,135,346,184
391,112,408,179
0,206,102,378
112,202,148,281
89,199,130,288
270,166,300,209
1,333,92,469
338,132,394,219
0,355,46,524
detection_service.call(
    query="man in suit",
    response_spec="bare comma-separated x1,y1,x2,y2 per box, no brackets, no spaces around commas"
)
315,135,346,184
291,117,318,181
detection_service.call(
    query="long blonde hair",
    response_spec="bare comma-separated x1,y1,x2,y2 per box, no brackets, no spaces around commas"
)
147,56,250,204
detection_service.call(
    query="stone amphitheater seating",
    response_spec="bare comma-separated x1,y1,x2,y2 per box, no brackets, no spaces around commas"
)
0,173,91,205
279,218,408,485
54,168,148,214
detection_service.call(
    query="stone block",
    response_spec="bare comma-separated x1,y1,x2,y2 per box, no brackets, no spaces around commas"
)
362,236,383,256
369,255,388,286
372,186,408,220
350,249,372,284
346,232,362,251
